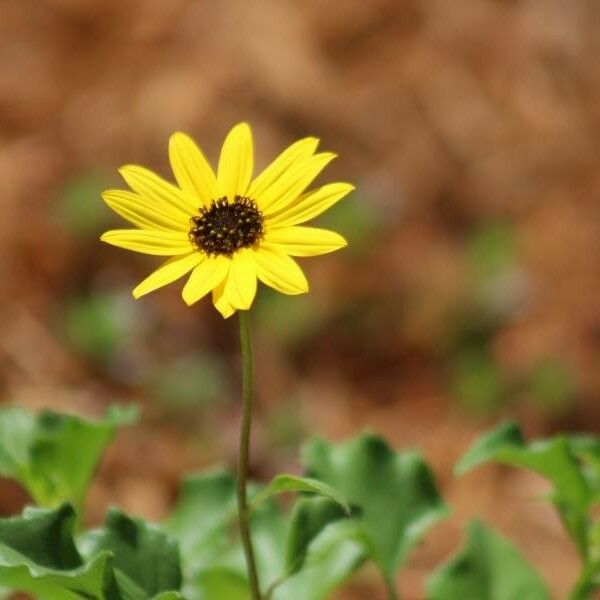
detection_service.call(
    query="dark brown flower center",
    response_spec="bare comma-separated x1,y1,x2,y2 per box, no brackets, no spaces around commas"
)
189,196,264,256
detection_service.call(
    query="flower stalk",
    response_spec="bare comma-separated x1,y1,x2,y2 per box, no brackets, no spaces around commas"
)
237,310,261,599
385,575,399,600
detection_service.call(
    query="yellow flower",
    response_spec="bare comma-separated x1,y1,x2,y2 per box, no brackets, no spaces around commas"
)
101,122,353,318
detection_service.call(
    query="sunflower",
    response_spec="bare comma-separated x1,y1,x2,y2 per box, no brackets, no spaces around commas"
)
100,123,353,318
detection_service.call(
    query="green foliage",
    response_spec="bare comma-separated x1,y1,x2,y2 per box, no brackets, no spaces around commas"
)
457,422,600,599
302,432,448,593
13,405,600,599
0,405,136,515
57,170,114,239
272,518,363,600
451,347,506,414
467,221,518,280
250,474,350,515
527,358,576,414
81,508,182,599
427,521,550,600
62,292,138,366
283,497,349,576
165,469,277,597
165,469,358,600
0,504,183,600
457,422,590,553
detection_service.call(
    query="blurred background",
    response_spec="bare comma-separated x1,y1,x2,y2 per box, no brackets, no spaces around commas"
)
1,0,599,597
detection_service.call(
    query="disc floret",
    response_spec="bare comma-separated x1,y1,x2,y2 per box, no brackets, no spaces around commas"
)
189,196,264,256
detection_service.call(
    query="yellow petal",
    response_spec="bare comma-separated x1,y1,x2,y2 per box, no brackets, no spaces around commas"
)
100,229,193,255
119,165,197,218
168,132,218,206
102,190,188,231
182,255,230,306
212,280,236,319
252,244,309,295
264,226,347,256
268,183,355,227
133,252,202,299
247,137,319,200
217,123,254,199
258,153,336,215
223,249,257,310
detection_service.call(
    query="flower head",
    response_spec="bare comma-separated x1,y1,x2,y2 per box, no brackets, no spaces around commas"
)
101,123,353,318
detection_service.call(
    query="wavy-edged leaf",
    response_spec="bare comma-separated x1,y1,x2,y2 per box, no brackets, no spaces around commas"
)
272,519,364,600
0,504,120,599
82,508,182,600
0,405,137,514
456,421,592,553
250,475,350,515
0,503,183,600
302,432,448,590
426,521,550,600
284,497,349,577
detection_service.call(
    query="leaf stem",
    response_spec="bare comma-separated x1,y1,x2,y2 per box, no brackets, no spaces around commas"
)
569,560,600,600
237,310,261,600
385,575,399,600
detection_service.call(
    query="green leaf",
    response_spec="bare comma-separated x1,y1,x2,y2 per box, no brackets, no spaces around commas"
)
272,519,364,600
165,469,239,562
0,406,136,515
193,568,250,600
302,432,448,590
426,521,550,600
284,497,349,577
165,469,286,595
82,508,182,600
250,475,350,515
566,435,600,503
456,422,591,554
166,469,361,600
0,503,119,599
0,504,183,600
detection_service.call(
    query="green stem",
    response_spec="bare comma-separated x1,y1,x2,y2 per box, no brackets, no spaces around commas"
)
385,575,399,600
237,310,261,600
569,563,599,600
569,577,594,600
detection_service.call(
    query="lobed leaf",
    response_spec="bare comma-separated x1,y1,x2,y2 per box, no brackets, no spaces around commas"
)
301,432,448,590
82,508,182,599
284,496,349,577
0,503,183,600
0,405,136,515
272,519,364,600
456,421,592,554
0,504,119,599
426,521,550,600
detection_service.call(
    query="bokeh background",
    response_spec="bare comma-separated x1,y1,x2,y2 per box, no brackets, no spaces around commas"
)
1,1,600,597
